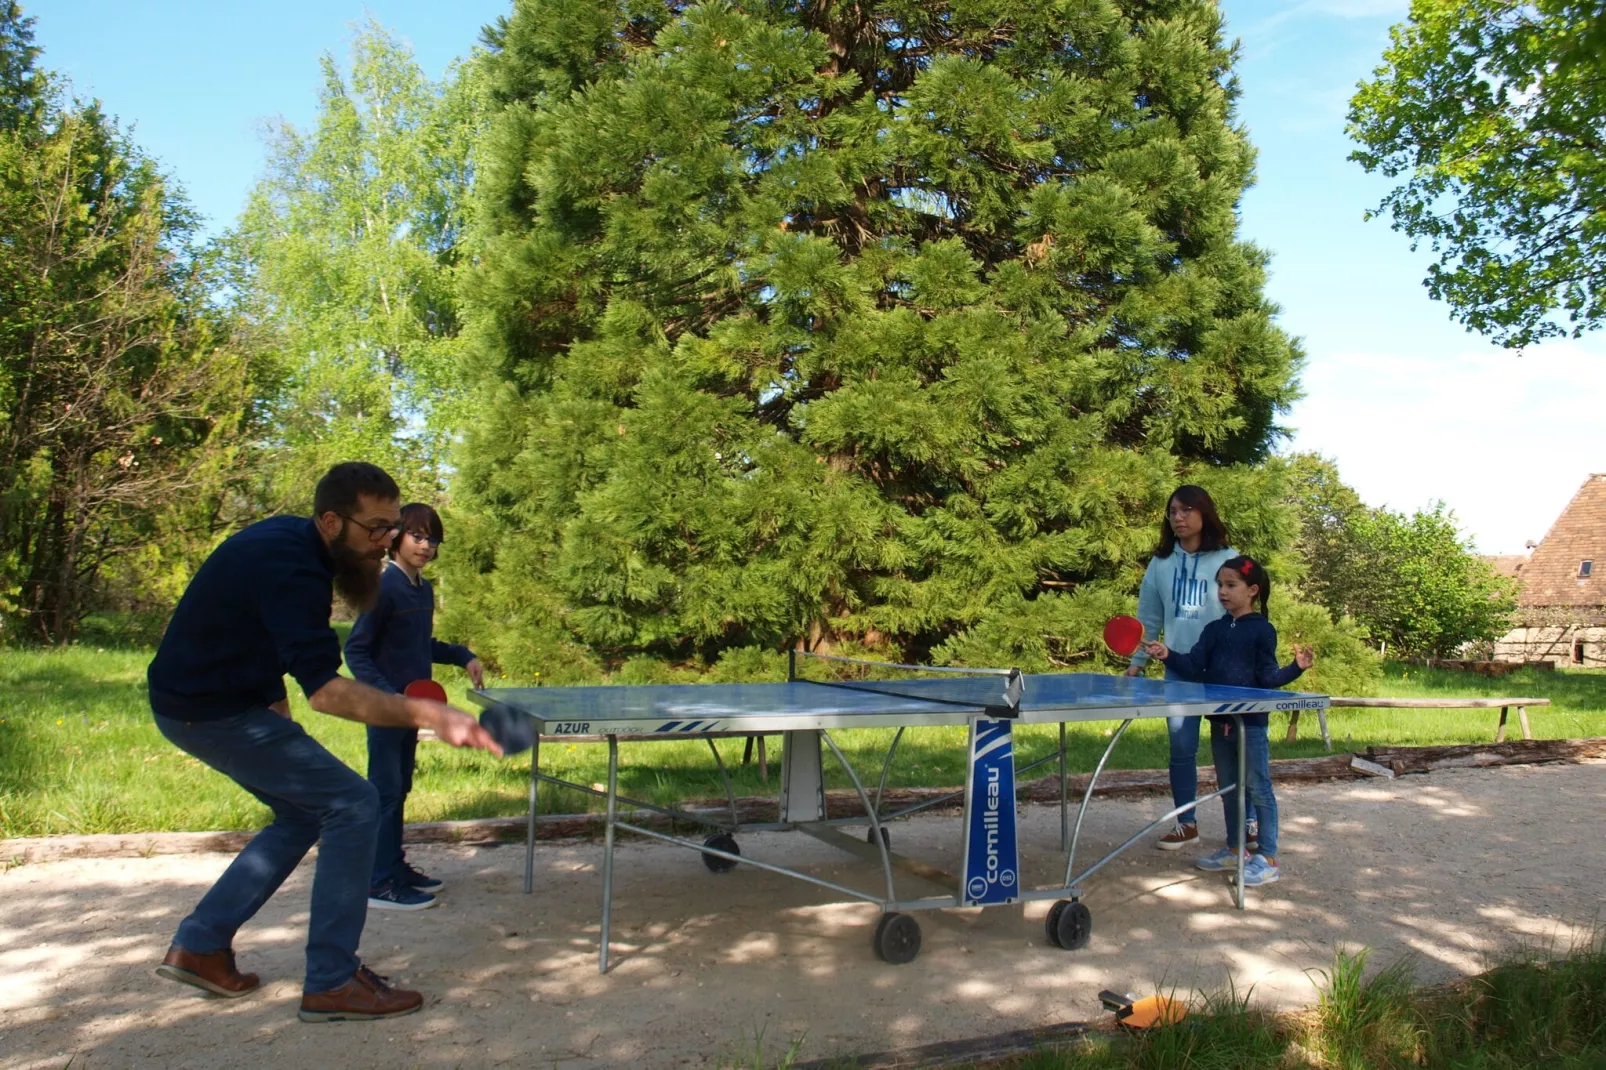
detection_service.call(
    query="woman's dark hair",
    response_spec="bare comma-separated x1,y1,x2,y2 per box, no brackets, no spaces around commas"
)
1219,555,1270,616
1154,485,1229,557
389,502,444,558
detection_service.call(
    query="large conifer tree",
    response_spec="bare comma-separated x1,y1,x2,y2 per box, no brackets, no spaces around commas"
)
449,0,1303,679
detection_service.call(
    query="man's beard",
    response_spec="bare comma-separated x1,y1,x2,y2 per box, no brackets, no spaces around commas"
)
331,540,385,613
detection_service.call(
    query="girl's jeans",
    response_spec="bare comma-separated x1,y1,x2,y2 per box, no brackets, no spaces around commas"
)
1209,719,1278,857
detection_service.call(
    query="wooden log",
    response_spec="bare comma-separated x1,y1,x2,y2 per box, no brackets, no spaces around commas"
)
1330,696,1550,708
5,738,1601,864
791,1020,1094,1069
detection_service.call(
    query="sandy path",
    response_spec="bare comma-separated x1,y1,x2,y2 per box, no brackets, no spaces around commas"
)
2,761,1602,1069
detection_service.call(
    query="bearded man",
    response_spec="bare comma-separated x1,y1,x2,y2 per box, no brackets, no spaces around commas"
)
145,461,501,1022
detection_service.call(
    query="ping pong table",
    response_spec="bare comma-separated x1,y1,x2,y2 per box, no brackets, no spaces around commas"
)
471,657,1329,972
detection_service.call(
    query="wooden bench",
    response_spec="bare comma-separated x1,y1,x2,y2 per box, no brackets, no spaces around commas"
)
1288,696,1552,751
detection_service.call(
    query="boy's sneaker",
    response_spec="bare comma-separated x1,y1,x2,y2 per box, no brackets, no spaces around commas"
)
1246,819,1260,853
368,880,438,911
1241,854,1280,886
1196,847,1247,872
398,863,443,892
1156,823,1199,851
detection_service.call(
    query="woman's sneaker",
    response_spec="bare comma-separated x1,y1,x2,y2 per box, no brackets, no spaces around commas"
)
1241,855,1280,886
1246,819,1260,853
1196,847,1247,872
398,862,444,892
1156,823,1199,851
368,880,438,911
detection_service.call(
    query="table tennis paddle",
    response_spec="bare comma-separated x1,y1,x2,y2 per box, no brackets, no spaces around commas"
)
1102,615,1144,657
1099,990,1185,1030
477,701,537,757
404,679,449,703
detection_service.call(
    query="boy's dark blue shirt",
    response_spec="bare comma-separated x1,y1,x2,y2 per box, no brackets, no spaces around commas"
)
147,516,344,722
1161,612,1304,727
344,561,474,693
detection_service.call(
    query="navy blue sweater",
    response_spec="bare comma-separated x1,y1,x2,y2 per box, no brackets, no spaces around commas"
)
1160,612,1304,727
147,516,344,722
344,561,475,694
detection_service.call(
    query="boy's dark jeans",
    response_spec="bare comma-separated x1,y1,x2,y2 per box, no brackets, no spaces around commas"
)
366,724,419,887
154,708,379,993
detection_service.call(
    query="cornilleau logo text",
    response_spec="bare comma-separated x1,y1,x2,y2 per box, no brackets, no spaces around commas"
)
962,720,1019,906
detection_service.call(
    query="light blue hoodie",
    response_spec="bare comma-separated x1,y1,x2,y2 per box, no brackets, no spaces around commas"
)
1128,545,1238,668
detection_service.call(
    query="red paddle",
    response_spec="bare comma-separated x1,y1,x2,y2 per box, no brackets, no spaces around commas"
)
1103,615,1144,658
404,679,448,703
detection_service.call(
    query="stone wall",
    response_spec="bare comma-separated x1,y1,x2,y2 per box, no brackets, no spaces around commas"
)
1494,625,1606,668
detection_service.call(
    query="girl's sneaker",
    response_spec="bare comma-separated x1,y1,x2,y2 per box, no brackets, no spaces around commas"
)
1195,847,1247,872
1156,823,1199,851
1241,855,1280,886
1246,819,1260,852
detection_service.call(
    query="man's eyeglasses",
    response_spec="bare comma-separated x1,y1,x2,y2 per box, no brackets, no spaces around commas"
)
341,515,403,540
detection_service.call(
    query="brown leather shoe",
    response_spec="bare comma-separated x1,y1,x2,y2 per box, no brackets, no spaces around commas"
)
298,965,423,1023
155,946,261,998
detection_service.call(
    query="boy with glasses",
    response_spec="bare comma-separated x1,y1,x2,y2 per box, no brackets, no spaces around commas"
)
345,503,484,911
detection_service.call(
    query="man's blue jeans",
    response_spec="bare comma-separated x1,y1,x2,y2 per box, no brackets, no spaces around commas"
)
366,725,418,888
154,708,379,993
1210,719,1278,858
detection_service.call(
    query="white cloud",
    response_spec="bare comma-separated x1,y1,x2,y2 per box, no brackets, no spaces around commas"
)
1297,0,1408,17
1285,339,1606,554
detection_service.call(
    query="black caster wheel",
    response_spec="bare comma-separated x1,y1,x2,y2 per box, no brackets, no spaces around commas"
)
701,832,740,873
1045,899,1092,950
871,912,921,965
866,825,891,849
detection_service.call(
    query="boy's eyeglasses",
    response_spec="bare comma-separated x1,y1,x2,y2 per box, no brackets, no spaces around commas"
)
341,515,403,540
404,531,443,547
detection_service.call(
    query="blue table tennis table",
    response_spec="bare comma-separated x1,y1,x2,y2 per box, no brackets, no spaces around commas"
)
470,657,1329,972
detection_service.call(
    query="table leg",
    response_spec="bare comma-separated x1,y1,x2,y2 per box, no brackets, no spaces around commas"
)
599,735,619,974
524,736,540,894
1234,715,1246,911
1058,722,1069,853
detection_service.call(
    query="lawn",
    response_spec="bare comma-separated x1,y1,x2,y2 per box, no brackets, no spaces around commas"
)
1,645,1602,838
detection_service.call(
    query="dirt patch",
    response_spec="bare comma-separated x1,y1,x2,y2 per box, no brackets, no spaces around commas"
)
3,761,1603,1069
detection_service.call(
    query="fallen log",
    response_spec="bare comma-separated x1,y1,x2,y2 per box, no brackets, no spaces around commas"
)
3,738,1601,864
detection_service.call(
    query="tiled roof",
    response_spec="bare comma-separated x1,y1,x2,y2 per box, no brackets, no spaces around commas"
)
1517,474,1606,608
1483,554,1529,580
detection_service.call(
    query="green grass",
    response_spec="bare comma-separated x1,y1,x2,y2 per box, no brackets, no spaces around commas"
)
1,646,1603,838
967,936,1606,1070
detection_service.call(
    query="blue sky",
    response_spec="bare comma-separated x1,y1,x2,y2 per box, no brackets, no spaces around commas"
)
30,0,1604,554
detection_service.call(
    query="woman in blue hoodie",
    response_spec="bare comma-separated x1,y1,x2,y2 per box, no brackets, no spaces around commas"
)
1144,556,1314,886
1125,486,1242,851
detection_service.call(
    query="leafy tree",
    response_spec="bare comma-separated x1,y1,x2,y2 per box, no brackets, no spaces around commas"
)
0,69,253,642
1349,505,1516,659
229,21,484,512
1279,453,1515,660
448,0,1307,679
0,1,42,132
1349,1,1606,348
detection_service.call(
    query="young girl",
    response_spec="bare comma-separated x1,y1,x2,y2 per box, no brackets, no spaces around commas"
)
345,503,484,910
1126,485,1244,852
1143,556,1313,887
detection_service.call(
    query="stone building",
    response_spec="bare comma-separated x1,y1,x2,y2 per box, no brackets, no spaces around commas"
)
1491,473,1606,667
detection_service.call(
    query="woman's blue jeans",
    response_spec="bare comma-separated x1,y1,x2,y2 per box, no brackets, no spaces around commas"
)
155,708,379,993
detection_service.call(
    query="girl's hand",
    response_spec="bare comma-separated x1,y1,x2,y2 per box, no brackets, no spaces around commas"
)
1294,644,1315,669
465,657,486,689
1142,640,1170,661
